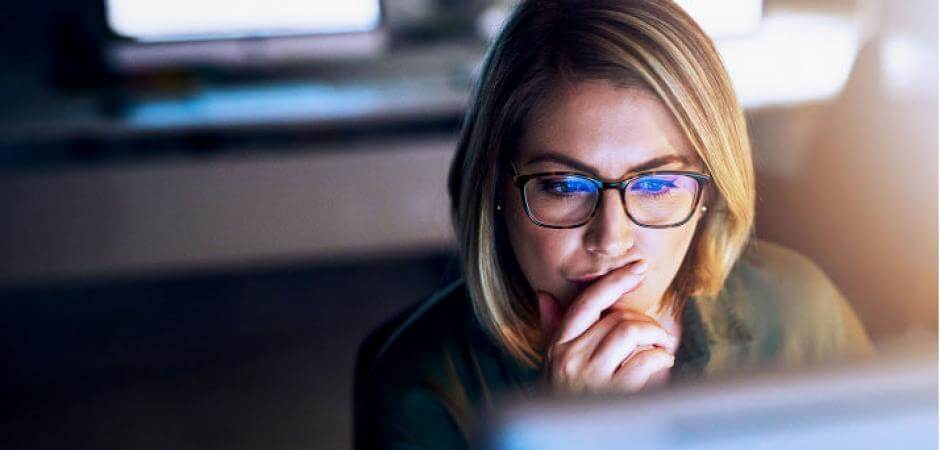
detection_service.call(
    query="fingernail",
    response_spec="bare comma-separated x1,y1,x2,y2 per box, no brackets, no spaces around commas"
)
631,261,649,274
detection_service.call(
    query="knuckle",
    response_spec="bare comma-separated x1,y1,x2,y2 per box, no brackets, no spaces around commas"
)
632,321,666,340
614,320,635,337
618,321,644,342
559,357,580,380
643,349,674,369
659,349,677,366
650,327,669,342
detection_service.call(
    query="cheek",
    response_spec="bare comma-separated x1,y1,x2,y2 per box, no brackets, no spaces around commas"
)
503,195,581,292
635,220,700,293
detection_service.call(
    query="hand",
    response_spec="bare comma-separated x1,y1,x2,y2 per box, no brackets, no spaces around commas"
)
538,261,679,394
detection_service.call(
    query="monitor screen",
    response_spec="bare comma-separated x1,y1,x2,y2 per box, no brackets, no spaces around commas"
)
485,353,937,450
106,0,382,42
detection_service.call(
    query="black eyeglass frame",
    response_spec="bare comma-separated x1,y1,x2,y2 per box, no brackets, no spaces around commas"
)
509,165,711,229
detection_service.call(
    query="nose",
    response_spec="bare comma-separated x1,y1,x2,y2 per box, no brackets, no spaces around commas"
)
583,188,636,256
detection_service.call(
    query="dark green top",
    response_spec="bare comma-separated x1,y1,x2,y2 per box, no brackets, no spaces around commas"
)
355,240,875,449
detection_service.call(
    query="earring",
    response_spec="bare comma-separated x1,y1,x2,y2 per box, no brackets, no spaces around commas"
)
700,205,708,213
496,204,502,211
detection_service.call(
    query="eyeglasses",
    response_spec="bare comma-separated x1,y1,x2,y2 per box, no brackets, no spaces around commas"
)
509,164,710,229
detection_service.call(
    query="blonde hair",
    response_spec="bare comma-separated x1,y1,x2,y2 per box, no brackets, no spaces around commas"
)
447,0,755,367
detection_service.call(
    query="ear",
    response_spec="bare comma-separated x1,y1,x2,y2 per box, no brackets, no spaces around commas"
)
537,291,563,340
695,184,713,222
700,184,716,216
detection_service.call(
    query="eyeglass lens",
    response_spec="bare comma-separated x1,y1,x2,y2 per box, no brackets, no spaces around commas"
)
522,173,700,227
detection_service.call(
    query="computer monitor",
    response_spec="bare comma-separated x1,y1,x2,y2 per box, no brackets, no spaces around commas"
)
104,0,386,71
484,351,937,450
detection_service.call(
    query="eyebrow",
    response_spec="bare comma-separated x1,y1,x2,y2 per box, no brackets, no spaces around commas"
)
522,152,692,177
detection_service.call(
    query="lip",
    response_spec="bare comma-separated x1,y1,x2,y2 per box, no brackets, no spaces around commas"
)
568,260,642,287
570,273,606,285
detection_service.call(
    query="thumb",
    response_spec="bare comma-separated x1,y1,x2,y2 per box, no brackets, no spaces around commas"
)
537,291,563,340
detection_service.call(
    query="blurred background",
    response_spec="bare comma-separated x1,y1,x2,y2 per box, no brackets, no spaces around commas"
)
0,0,935,449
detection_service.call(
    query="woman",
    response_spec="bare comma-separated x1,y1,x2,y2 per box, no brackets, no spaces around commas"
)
355,0,874,448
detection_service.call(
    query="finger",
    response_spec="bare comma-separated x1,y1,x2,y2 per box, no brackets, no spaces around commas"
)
548,309,634,384
612,347,675,392
537,291,564,341
565,309,658,357
555,260,648,344
620,309,682,354
550,312,655,385
589,317,677,377
568,309,646,345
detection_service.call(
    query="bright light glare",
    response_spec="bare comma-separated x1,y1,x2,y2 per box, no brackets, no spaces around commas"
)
675,0,763,38
106,0,381,42
717,12,859,109
881,35,938,97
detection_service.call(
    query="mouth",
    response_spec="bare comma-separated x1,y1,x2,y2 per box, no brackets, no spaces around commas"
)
567,260,644,290
569,273,608,290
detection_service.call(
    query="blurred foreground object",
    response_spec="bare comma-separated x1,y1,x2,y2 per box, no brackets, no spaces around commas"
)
485,347,937,450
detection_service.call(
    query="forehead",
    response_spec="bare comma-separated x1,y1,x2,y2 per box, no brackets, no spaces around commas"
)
518,80,698,177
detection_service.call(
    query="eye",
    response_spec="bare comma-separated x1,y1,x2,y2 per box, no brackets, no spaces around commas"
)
538,176,595,196
630,177,678,194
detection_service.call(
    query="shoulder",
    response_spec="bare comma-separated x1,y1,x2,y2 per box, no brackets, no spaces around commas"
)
360,279,477,392
728,240,836,304
717,240,874,366
710,240,837,336
725,239,839,302
354,280,494,449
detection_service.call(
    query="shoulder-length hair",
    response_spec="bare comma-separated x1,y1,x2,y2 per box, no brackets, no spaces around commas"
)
447,0,755,367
